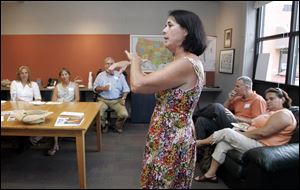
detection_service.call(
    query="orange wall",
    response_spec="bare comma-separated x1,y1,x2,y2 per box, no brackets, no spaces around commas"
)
1,34,214,86
1,35,129,86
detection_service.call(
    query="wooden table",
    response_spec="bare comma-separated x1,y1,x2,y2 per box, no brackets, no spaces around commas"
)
1,101,101,189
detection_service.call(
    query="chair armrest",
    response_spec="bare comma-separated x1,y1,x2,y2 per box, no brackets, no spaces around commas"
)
243,143,299,172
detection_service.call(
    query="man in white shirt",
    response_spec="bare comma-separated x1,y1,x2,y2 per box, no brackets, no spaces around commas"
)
93,57,130,133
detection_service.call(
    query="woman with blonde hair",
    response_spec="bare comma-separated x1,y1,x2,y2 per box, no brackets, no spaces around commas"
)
10,66,42,152
10,65,41,101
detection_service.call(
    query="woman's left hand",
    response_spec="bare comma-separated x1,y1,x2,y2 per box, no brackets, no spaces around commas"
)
125,50,148,64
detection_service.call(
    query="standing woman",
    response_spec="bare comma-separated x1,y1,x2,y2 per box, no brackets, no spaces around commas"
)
110,10,206,189
47,68,80,156
10,65,41,101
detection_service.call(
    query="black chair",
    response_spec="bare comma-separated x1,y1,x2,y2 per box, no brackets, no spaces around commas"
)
219,106,299,189
93,92,116,129
105,107,115,126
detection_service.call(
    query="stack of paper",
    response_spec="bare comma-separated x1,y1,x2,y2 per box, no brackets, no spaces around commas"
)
29,101,46,105
46,102,63,105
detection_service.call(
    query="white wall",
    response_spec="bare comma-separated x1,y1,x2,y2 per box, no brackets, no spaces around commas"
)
215,1,257,103
1,1,218,35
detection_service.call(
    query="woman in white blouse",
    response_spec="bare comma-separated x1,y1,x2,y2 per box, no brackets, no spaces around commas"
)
10,66,41,101
10,66,42,151
47,68,80,156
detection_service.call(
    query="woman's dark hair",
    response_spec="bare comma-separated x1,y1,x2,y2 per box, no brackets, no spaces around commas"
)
168,10,207,56
265,87,292,109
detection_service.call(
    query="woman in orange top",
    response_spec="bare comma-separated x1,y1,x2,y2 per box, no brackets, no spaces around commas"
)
194,87,297,183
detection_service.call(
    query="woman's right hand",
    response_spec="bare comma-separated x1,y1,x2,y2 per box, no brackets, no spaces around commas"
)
228,89,237,99
108,60,131,73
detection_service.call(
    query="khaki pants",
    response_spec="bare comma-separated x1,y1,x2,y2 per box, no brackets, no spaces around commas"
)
212,128,263,164
97,97,128,130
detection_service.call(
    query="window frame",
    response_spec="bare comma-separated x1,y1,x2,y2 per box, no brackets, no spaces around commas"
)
253,1,299,86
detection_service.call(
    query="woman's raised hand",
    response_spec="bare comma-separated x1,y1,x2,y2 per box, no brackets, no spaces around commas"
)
125,50,149,64
124,50,133,61
108,50,150,73
108,60,130,73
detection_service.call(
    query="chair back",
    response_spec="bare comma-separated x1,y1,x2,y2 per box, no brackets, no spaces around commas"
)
289,106,299,144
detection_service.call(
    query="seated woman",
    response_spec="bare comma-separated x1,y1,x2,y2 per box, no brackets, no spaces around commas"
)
194,87,297,183
10,66,42,149
10,65,41,101
47,68,80,156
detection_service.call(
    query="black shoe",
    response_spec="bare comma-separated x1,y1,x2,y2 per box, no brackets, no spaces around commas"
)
112,128,123,133
17,138,31,154
102,125,108,133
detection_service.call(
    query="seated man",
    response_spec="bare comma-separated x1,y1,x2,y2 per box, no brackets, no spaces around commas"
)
194,87,296,183
93,57,130,133
193,76,267,162
194,76,267,140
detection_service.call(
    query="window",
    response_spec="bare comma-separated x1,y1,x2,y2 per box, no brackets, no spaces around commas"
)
255,1,299,86
291,36,299,85
279,48,288,74
283,4,292,12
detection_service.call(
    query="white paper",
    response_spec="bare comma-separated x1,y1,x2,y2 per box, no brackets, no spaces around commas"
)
231,123,249,131
1,111,14,116
7,115,16,121
46,101,63,105
255,53,270,81
29,101,46,105
200,36,216,71
60,112,84,117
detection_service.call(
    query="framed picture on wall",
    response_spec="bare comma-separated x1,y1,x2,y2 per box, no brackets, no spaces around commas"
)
224,28,232,48
219,49,235,74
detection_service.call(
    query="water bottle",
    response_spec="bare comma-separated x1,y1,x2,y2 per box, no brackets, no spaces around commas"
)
88,72,93,89
11,90,17,101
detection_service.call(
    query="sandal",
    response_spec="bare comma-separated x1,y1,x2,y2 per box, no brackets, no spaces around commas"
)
46,145,59,156
194,175,218,183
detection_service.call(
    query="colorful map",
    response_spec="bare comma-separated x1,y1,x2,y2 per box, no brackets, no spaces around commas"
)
131,35,173,72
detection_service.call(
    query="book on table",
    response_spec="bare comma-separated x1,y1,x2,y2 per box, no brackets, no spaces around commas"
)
54,112,84,127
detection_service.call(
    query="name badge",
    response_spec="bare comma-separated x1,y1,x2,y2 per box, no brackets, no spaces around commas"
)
244,103,250,109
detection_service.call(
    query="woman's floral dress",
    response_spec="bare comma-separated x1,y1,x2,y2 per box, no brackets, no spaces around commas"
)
140,57,204,189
